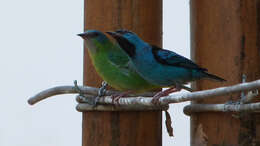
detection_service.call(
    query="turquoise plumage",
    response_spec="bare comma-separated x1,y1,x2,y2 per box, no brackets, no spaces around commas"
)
78,30,158,94
107,30,226,101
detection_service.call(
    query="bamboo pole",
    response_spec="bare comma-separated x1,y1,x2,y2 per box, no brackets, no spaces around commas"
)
190,1,260,145
82,1,162,146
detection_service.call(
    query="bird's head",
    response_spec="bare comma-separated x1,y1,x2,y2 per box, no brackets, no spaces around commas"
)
114,29,145,46
106,30,137,58
78,30,109,53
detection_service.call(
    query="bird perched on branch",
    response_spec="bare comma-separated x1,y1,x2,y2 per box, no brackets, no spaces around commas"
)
106,30,226,102
78,30,159,104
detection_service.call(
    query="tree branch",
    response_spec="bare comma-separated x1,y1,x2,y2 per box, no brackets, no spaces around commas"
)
28,79,260,108
161,79,260,104
28,85,156,105
92,79,260,107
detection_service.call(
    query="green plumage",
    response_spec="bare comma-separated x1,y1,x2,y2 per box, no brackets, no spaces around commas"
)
79,30,158,92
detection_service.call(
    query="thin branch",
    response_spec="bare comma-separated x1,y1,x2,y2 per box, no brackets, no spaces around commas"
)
94,79,260,106
183,102,260,115
161,79,260,104
28,85,156,105
28,86,98,105
28,79,260,107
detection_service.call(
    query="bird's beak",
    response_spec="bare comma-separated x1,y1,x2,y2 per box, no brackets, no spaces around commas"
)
77,32,86,38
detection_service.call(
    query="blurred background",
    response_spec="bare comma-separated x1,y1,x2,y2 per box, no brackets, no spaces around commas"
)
0,0,190,145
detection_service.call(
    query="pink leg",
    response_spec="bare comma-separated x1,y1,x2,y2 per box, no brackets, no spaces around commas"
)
152,87,181,104
111,91,132,105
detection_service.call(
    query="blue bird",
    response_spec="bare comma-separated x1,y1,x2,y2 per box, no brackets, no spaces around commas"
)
78,30,159,104
106,30,226,102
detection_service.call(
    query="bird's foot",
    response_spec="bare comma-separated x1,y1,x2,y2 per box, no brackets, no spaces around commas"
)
111,91,132,105
152,87,181,105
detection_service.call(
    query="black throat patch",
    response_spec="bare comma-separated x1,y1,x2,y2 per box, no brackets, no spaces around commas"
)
114,36,136,58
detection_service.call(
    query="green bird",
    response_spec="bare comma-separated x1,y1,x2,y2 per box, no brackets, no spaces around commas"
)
78,30,159,99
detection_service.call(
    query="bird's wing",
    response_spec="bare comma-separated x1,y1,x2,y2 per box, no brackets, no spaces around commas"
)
151,45,207,71
107,48,135,74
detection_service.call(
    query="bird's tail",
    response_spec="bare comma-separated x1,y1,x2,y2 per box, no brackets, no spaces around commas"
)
204,72,226,82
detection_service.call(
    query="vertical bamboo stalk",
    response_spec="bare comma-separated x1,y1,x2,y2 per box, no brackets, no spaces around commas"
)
82,0,162,146
190,0,260,145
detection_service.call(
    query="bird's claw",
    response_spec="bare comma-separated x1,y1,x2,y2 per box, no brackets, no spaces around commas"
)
152,87,180,105
111,91,132,105
151,96,161,105
111,94,121,105
152,92,166,105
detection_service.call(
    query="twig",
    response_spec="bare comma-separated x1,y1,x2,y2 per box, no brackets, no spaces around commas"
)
161,79,260,104
93,79,260,106
183,102,260,115
28,85,99,105
28,79,260,107
28,84,156,105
